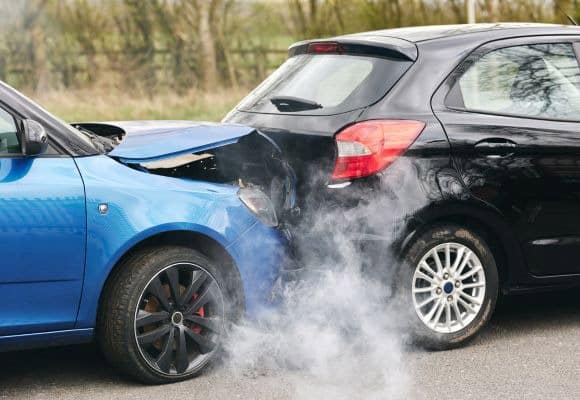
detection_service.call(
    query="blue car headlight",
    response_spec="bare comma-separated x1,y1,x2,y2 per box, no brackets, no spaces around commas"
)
238,187,278,227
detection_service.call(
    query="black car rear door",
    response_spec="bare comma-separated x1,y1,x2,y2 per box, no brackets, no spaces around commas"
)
433,36,580,279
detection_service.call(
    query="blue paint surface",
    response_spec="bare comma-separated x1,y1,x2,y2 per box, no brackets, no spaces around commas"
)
107,121,254,162
0,158,85,336
0,137,287,349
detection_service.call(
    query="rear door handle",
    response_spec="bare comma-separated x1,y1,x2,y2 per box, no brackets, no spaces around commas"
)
474,138,518,158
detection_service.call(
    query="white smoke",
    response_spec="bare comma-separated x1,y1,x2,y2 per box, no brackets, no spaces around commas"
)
224,159,427,400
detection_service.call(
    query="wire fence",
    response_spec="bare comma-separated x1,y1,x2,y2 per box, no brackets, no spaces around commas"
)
0,47,289,93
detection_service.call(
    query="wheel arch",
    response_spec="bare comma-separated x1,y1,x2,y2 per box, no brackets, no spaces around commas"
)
398,201,528,292
97,229,245,324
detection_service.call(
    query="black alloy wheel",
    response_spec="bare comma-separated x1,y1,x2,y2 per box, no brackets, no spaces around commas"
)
135,262,224,376
98,246,229,384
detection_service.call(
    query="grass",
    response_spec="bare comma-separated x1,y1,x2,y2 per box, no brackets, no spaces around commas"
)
27,87,251,123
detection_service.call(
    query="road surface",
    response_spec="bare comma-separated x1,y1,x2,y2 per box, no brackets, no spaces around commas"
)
2,290,580,400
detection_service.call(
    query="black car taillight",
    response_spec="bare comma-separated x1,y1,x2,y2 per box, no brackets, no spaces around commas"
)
307,42,342,54
331,120,425,181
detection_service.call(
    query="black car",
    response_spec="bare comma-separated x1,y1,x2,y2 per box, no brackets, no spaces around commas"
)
225,23,580,348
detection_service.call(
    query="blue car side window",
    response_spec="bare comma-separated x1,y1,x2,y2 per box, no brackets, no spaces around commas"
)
0,107,19,154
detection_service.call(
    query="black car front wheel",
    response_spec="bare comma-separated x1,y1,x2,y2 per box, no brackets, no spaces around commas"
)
400,225,499,349
98,246,227,384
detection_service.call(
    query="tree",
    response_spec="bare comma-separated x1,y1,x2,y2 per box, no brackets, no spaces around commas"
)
198,0,220,90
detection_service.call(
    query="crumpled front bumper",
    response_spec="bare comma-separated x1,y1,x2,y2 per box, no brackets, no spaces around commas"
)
226,221,295,315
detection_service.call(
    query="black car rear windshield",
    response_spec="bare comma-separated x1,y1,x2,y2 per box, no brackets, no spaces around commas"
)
236,54,413,115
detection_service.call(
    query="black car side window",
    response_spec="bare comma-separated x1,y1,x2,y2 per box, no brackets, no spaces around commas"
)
449,43,580,121
0,106,20,154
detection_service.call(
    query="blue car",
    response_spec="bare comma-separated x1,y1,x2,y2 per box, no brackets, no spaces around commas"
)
0,81,294,383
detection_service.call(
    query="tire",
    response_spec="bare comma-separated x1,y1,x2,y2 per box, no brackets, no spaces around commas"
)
398,224,499,350
97,246,232,384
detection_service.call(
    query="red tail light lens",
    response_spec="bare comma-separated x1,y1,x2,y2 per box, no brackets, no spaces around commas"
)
331,120,425,181
307,42,342,54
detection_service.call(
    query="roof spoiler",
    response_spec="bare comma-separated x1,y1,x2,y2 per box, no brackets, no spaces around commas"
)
288,35,418,61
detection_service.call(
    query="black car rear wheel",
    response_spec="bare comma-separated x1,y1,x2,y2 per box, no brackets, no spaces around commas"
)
98,246,228,384
400,225,499,349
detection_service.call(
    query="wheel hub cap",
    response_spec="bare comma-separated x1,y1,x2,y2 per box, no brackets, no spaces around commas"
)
443,281,454,294
171,311,184,326
412,242,486,333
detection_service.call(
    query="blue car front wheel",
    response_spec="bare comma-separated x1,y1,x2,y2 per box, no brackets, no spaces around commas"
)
97,246,228,384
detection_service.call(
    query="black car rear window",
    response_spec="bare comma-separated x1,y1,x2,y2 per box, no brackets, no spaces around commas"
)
236,54,413,115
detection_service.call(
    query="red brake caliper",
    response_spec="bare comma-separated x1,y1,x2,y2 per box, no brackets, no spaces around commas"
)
191,293,205,334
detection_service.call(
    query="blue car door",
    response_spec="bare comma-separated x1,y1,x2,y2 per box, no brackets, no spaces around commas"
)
0,106,86,335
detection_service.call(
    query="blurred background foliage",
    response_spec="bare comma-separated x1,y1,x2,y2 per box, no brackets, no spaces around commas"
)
0,0,578,121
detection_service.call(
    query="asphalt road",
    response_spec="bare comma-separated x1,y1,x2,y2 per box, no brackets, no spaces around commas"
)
2,290,580,400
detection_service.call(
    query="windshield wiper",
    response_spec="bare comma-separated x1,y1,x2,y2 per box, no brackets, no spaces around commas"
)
270,96,323,112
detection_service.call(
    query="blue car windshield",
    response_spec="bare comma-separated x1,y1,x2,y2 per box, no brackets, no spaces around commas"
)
0,80,101,154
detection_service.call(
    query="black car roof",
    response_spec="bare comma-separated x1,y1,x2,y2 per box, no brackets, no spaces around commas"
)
341,23,580,43
290,23,580,62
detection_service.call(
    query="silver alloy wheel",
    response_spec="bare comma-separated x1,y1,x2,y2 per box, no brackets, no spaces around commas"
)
412,242,486,333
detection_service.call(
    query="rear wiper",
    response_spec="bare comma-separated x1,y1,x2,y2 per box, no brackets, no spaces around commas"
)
270,96,323,112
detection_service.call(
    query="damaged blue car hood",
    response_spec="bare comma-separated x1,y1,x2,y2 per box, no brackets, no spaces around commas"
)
105,121,255,163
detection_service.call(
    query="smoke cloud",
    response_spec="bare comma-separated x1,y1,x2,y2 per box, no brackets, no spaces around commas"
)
224,159,428,399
